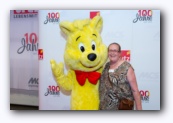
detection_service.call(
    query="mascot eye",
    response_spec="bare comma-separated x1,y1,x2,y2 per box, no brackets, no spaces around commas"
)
79,43,85,52
91,41,96,50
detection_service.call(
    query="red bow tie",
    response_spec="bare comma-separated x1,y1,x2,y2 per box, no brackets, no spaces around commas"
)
75,70,101,86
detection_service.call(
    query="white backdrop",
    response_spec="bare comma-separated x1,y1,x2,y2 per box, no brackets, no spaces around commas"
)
38,10,160,110
10,10,39,91
10,10,39,106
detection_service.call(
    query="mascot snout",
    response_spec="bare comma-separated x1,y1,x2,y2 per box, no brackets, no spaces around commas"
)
88,53,97,61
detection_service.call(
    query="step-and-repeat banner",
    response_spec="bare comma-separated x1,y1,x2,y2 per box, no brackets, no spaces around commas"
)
38,10,160,110
10,10,39,91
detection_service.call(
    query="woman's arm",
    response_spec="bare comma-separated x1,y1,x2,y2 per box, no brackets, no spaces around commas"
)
127,67,142,110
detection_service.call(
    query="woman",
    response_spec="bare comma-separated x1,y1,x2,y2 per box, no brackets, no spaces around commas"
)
99,42,142,110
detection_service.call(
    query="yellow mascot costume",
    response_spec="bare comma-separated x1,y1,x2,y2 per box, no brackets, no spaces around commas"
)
50,16,107,110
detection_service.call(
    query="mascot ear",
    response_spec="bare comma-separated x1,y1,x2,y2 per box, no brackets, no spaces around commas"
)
90,16,103,32
59,21,75,36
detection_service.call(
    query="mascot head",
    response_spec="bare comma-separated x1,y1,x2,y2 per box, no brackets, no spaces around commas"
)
59,16,107,72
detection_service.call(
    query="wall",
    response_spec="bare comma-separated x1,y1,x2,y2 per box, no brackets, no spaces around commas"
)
38,10,160,110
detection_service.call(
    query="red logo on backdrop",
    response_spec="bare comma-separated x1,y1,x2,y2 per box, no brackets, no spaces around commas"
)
44,85,60,96
44,12,60,24
121,50,130,62
13,10,38,19
140,90,150,102
13,10,38,14
133,10,152,23
90,11,100,19
38,49,43,60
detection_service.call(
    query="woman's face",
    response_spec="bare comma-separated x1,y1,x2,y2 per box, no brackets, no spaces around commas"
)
108,44,121,63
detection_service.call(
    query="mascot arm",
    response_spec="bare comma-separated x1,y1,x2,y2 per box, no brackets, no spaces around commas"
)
50,60,73,91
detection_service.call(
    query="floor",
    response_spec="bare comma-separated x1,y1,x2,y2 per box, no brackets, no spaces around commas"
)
10,104,39,110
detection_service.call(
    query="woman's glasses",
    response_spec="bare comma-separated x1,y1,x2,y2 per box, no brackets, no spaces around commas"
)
108,49,120,53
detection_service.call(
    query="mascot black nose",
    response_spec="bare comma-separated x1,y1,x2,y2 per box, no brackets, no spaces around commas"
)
87,53,97,61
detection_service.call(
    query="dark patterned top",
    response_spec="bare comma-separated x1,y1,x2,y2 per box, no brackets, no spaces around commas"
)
99,61,134,110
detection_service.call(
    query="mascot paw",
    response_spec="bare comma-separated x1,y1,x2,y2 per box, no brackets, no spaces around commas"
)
50,59,64,78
